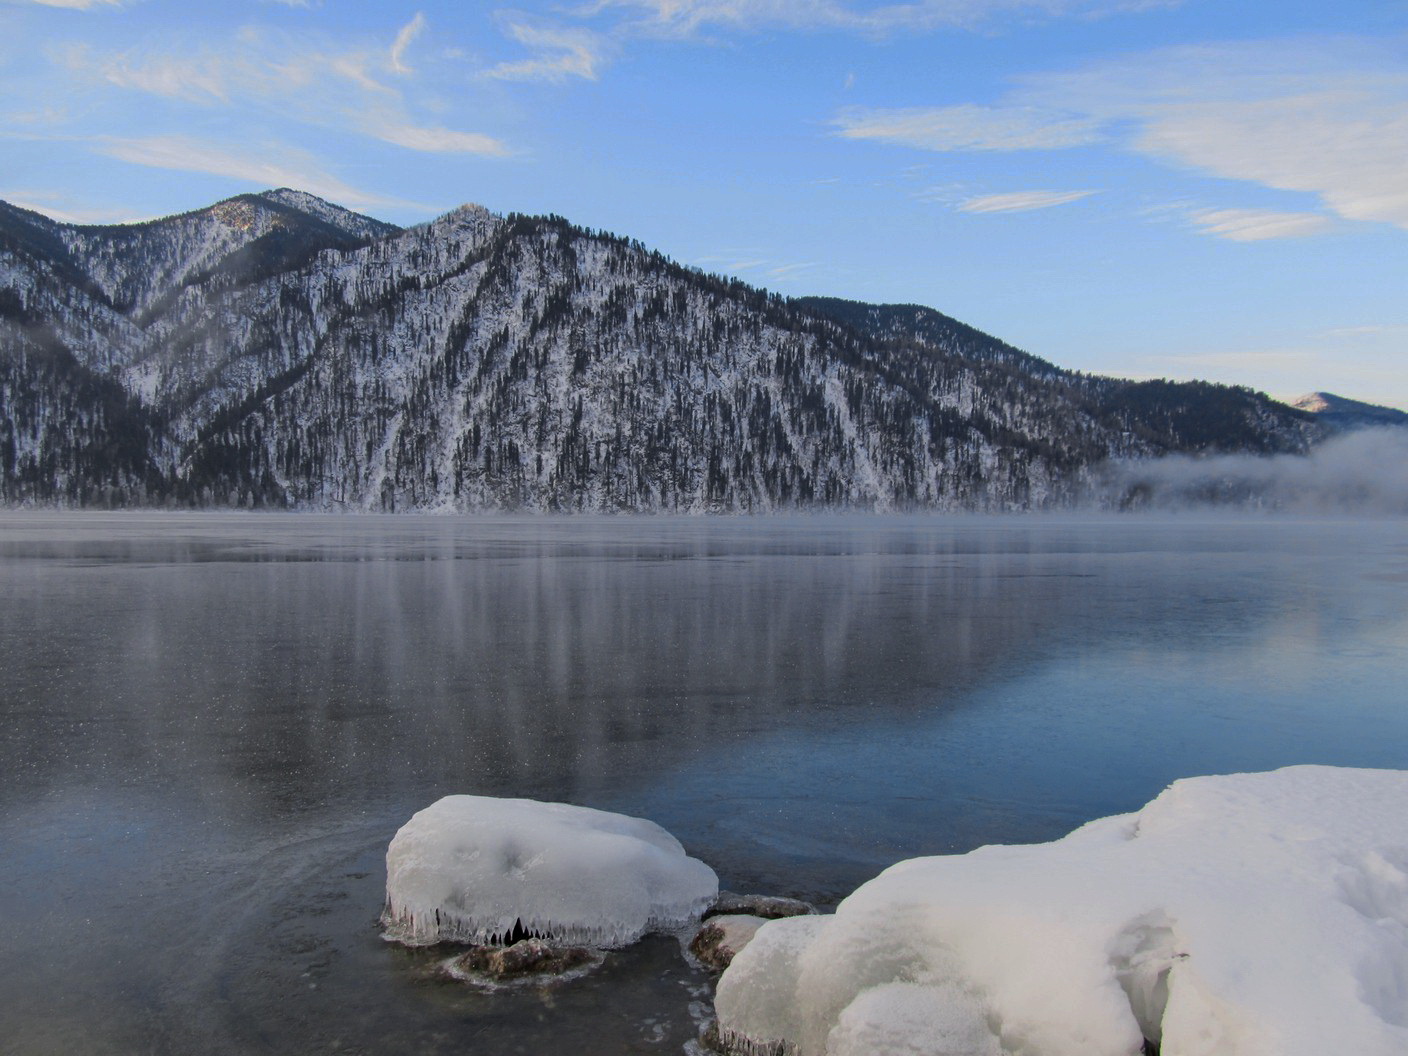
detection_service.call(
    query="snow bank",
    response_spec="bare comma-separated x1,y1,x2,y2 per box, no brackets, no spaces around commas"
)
716,766,1408,1056
383,796,718,948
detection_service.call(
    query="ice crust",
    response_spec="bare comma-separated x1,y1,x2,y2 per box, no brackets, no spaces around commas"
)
383,795,718,948
715,766,1408,1056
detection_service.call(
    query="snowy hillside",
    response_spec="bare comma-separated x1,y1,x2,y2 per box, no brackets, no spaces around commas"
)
0,191,1320,510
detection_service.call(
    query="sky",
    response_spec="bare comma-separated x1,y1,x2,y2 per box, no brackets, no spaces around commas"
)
2,0,1406,409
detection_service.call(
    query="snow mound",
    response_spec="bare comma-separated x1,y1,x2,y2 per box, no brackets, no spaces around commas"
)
383,796,718,948
715,766,1408,1056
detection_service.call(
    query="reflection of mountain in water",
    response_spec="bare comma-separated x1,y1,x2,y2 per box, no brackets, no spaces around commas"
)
0,514,1391,824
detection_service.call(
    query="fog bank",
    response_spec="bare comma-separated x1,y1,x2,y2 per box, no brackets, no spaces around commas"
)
1103,428,1408,514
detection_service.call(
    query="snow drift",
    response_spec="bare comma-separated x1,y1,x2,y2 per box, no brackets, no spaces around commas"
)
383,795,718,948
715,765,1408,1056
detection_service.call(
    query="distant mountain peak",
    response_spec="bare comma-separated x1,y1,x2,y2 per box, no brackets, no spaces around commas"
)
257,187,334,210
1292,392,1335,413
251,188,400,241
1291,392,1408,430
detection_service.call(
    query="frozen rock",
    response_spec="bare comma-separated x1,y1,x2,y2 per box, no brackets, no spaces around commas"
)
706,892,816,921
716,766,1408,1056
383,795,718,948
691,914,769,971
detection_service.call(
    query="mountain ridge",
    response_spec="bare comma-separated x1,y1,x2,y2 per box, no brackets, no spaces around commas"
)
1,190,1321,510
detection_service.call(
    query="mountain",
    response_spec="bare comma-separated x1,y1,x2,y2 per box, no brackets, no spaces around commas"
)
1,190,1320,510
795,297,1315,458
1291,392,1408,432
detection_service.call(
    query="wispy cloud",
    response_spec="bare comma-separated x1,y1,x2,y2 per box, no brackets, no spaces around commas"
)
62,43,235,103
56,34,383,106
834,104,1104,151
8,0,124,8
369,120,512,156
1186,207,1332,242
1324,324,1404,339
586,0,1179,37
767,261,816,276
481,20,608,83
93,133,409,210
957,189,1097,213
389,12,425,75
54,26,510,156
0,188,148,223
692,251,820,285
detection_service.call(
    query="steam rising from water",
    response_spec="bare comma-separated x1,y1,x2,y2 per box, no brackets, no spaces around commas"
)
1104,428,1408,514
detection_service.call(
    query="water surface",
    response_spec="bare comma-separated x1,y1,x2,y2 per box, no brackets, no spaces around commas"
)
2,513,1405,1054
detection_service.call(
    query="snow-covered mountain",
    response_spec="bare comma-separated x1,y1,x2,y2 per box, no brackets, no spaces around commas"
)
1,190,1320,510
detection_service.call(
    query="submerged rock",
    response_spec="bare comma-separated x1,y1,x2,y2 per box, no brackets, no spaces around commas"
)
690,914,768,971
705,892,815,921
448,939,601,983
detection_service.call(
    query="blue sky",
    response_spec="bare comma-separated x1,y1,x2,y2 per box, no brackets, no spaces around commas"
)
2,0,1406,408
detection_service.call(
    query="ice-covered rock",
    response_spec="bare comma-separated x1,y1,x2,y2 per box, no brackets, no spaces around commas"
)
715,766,1408,1056
383,795,718,948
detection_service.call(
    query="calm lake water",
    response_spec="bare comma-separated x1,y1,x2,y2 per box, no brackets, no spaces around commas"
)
1,513,1406,1054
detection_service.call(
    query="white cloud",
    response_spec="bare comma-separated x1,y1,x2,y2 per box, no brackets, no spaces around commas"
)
1128,92,1408,229
481,21,608,83
389,12,425,75
958,189,1097,213
836,37,1408,233
833,104,1104,151
1024,39,1408,232
1187,207,1332,242
93,133,407,210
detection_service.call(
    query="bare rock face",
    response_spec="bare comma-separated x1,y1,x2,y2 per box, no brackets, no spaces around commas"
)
704,891,815,921
449,939,599,982
689,914,768,971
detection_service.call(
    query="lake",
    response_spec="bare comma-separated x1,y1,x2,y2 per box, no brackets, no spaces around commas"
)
1,512,1405,1054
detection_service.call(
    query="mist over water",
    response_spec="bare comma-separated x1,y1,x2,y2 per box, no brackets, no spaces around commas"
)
1105,428,1408,514
0,513,1405,1055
